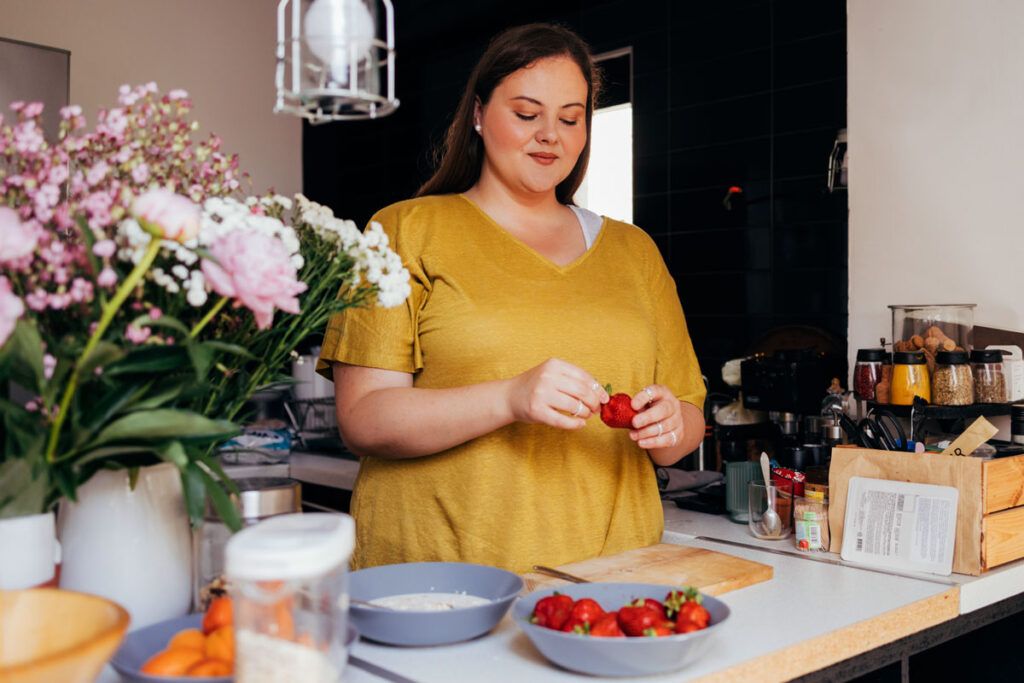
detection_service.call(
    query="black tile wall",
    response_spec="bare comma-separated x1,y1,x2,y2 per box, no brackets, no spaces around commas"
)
303,0,849,394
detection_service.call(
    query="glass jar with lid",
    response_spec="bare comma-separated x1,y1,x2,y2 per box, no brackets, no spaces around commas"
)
853,348,889,401
227,513,355,683
891,351,931,405
889,304,976,356
971,349,1008,403
193,477,302,610
932,350,974,406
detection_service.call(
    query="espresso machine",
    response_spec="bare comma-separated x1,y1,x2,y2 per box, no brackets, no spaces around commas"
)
740,350,846,469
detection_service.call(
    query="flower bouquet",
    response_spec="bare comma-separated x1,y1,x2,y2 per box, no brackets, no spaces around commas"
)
0,83,409,529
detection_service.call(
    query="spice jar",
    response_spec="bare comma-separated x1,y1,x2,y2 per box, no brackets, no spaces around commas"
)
193,477,302,610
853,348,888,401
932,350,974,406
227,513,355,683
972,349,1007,403
891,351,931,405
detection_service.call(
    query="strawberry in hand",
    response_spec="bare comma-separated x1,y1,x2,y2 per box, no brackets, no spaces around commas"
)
600,384,639,429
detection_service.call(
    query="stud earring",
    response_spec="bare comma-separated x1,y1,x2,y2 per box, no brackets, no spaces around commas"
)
474,123,482,133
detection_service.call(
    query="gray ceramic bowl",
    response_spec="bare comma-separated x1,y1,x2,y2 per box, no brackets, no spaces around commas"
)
110,613,358,682
349,561,523,646
513,582,730,677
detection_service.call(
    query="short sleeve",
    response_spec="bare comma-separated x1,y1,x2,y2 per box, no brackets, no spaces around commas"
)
316,207,427,379
648,246,706,411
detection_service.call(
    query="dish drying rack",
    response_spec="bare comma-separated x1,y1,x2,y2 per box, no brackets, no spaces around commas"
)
284,396,348,453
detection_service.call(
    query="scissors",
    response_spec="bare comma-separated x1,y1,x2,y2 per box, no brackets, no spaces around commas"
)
856,409,908,451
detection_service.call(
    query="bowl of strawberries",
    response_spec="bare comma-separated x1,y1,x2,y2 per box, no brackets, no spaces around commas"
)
512,583,729,677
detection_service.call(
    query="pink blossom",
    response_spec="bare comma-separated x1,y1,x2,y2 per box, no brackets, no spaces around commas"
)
125,323,151,344
43,353,56,379
47,164,69,185
9,101,24,112
132,188,200,243
131,162,150,184
168,89,189,101
0,276,24,348
22,102,44,118
93,240,116,258
86,161,109,186
0,207,38,263
97,267,117,288
25,400,38,412
13,121,44,154
69,277,93,303
201,230,307,330
25,289,48,311
148,307,162,320
59,105,82,119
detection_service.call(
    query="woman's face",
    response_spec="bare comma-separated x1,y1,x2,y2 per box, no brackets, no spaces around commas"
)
476,56,589,197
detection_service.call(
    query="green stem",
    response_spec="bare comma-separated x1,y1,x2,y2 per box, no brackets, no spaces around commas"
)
44,238,163,463
189,296,229,339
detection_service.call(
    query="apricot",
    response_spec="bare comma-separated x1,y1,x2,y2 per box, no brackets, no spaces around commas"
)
140,648,204,676
167,628,206,652
202,596,233,635
204,625,235,663
186,658,233,676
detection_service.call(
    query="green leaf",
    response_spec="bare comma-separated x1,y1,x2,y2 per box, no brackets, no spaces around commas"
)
77,382,153,436
186,342,214,379
200,341,256,360
181,462,207,527
132,315,190,337
0,458,50,518
79,341,125,380
103,346,191,377
156,441,188,468
89,409,238,447
196,462,240,531
71,444,160,467
0,320,46,394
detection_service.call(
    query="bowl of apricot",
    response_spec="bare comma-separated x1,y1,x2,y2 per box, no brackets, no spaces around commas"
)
110,597,234,682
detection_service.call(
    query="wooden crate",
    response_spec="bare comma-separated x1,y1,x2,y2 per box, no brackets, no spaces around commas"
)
829,448,1024,575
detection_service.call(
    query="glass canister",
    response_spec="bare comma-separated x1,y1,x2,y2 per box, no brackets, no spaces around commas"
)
853,348,888,401
889,304,976,356
891,351,931,405
1012,404,1024,445
227,513,355,683
971,349,1008,403
932,350,974,406
194,477,302,610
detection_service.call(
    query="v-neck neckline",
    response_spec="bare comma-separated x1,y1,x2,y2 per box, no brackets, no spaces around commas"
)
457,193,607,274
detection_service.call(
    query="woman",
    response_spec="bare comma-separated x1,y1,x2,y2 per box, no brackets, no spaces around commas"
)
318,23,705,572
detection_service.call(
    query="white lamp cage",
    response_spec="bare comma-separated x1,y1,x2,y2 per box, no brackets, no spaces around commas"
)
275,0,399,123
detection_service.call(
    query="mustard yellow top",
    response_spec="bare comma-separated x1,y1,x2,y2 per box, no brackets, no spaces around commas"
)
317,194,705,572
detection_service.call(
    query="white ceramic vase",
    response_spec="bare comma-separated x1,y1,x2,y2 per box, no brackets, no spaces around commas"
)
0,511,57,589
58,462,192,630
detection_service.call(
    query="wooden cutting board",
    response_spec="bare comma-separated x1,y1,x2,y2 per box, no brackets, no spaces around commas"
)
521,543,772,595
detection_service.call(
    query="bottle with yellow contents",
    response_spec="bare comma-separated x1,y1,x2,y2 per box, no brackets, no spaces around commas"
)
891,351,931,405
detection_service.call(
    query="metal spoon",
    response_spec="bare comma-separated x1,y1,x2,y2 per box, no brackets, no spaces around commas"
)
759,452,782,537
531,565,591,584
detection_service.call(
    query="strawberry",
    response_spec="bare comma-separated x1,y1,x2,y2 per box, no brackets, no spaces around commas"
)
616,604,663,637
677,601,710,630
530,593,574,630
589,613,625,637
600,384,638,429
632,598,668,621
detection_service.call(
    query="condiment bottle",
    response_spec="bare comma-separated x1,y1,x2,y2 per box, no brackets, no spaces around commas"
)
932,350,974,406
853,348,887,401
226,513,355,683
971,349,1008,403
891,351,931,405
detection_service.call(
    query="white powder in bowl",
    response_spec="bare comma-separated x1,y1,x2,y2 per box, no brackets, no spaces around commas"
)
368,592,491,611
235,629,342,683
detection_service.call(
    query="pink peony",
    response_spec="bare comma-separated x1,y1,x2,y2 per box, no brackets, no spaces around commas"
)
0,206,38,263
131,188,200,243
201,230,307,330
0,276,24,348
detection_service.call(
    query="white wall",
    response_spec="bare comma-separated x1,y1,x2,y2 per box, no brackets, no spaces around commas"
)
1,0,301,195
847,0,1024,361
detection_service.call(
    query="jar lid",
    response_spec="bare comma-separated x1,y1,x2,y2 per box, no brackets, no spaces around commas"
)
971,349,1005,364
856,348,888,362
205,477,302,522
894,351,926,365
936,350,969,365
226,513,355,581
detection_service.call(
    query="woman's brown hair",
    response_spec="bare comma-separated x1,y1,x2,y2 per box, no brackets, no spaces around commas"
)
416,23,601,204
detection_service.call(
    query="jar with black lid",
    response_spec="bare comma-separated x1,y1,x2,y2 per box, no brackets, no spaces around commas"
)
933,350,974,406
971,349,1007,403
891,351,930,405
853,348,889,401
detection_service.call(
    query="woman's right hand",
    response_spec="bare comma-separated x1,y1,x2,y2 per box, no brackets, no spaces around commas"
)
504,358,609,429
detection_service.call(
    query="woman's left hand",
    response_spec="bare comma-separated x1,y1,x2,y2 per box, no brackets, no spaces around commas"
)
627,384,683,450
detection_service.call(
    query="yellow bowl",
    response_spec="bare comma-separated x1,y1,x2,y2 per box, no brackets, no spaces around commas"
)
0,588,130,683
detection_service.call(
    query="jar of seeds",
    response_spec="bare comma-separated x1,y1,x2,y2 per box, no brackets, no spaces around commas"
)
933,350,974,406
971,349,1008,404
